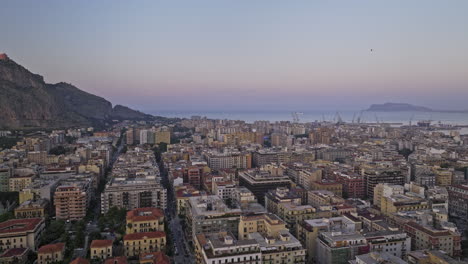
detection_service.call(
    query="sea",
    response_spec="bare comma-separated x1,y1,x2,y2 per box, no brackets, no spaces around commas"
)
153,110,468,125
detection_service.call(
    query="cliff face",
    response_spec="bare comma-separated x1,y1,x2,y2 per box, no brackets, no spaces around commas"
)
0,54,152,129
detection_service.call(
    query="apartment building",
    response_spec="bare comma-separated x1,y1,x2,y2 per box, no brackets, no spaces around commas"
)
316,232,369,264
311,181,343,196
186,195,241,243
194,232,261,264
204,151,252,170
248,230,306,264
101,178,167,214
264,187,302,215
9,174,35,192
239,170,291,204
363,230,411,259
404,221,461,257
296,217,357,263
0,168,11,192
238,213,287,239
365,170,405,199
447,184,468,219
54,185,87,221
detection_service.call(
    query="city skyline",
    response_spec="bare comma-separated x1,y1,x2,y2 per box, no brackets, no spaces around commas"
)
1,1,467,112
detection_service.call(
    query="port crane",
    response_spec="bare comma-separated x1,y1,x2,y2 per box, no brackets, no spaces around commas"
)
291,112,303,123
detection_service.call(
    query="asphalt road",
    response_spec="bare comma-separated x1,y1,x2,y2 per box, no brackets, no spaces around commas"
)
170,215,195,264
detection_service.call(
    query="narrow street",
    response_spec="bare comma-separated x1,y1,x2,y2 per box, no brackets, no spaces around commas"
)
158,157,195,264
76,131,126,259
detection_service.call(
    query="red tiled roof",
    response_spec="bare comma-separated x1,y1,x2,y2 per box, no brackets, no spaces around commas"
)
126,208,164,222
0,248,28,258
139,251,170,264
104,256,128,264
38,243,65,254
124,231,166,241
90,239,113,248
70,257,90,264
0,218,43,234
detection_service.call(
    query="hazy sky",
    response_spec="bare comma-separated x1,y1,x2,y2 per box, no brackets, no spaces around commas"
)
1,1,467,113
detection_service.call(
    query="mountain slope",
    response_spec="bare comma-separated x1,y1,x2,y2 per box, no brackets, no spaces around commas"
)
0,53,153,129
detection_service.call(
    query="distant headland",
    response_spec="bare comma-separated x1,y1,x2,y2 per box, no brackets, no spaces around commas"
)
365,103,468,113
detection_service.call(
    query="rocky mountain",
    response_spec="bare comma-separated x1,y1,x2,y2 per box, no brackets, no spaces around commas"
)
0,53,154,129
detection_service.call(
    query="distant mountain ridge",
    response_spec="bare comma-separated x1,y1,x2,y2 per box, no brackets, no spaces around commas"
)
0,53,155,129
366,103,468,113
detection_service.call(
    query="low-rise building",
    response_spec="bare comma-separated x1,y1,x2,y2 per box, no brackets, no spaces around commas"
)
104,256,128,264
70,257,90,264
139,251,170,264
126,207,165,234
14,199,48,219
90,239,113,260
0,218,45,252
0,248,30,264
37,243,65,264
124,231,166,258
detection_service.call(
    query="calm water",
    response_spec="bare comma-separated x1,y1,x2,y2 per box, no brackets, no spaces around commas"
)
153,110,468,126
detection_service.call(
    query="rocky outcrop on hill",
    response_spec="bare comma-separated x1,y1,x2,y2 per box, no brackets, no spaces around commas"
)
0,53,154,129
110,105,153,120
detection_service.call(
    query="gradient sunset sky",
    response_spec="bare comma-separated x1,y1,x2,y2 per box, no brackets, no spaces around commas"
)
1,1,467,112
